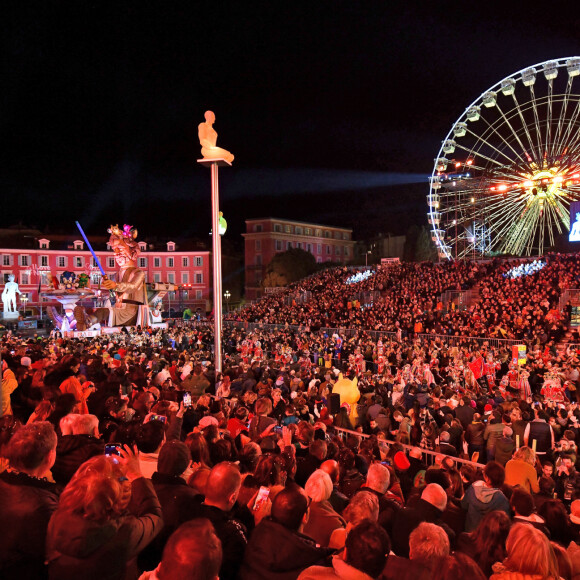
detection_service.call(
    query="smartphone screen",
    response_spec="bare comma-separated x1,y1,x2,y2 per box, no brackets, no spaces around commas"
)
151,414,167,423
253,486,270,509
105,443,122,456
183,392,192,408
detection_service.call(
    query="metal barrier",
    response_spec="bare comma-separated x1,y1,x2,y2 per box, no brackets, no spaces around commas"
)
331,426,484,468
416,333,523,348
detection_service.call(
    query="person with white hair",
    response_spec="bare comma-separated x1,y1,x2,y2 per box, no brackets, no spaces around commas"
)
303,469,346,547
392,483,455,557
52,413,104,484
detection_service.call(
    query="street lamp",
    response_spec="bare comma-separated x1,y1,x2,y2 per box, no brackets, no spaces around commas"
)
224,290,231,312
21,295,28,317
365,250,372,267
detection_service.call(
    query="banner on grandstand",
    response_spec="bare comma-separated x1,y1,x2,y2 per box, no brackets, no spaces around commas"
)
511,344,527,366
572,306,580,327
570,201,580,242
380,257,400,265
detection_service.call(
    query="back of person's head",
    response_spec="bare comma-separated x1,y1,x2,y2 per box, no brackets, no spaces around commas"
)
409,522,450,565
431,553,487,580
510,488,535,517
71,414,99,436
234,406,249,422
309,438,327,461
439,430,450,443
136,420,166,453
424,467,451,489
185,432,211,466
366,462,391,494
421,483,448,511
551,541,573,580
345,520,390,578
6,421,57,472
271,486,308,531
204,462,241,506
255,397,272,416
344,490,379,525
305,469,333,502
158,519,222,580
254,454,283,487
539,475,556,495
513,446,536,465
503,523,559,578
0,415,22,455
58,455,130,523
158,440,191,477
484,461,505,488
320,459,340,483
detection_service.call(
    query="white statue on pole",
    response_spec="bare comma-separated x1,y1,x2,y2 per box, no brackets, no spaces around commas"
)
2,275,21,313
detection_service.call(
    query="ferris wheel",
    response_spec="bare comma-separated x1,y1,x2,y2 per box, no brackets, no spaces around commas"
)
428,57,580,260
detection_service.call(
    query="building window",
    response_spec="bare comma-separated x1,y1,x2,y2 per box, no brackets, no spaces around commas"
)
58,256,66,268
154,257,161,268
167,273,175,284
3,255,11,266
324,231,330,238
90,272,102,284
343,232,349,240
317,244,322,254
317,256,322,263
296,243,302,249
344,246,349,256
108,257,115,268
255,240,261,251
335,246,340,255
287,241,292,250
274,224,282,232
275,240,282,251
153,273,161,283
74,240,84,250
326,245,331,254
21,273,30,285
75,257,83,268
167,242,175,252
195,290,202,299
181,272,189,284
307,244,312,253
254,224,263,232
167,257,174,268
285,225,291,233
40,255,49,267
19,255,29,267
305,228,311,235
315,229,322,237
182,257,189,267
256,255,262,265
139,257,147,268
195,256,203,267
40,271,50,285
295,226,303,235
139,242,147,251
195,273,203,284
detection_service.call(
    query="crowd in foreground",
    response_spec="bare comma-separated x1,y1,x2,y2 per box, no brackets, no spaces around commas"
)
3,318,580,580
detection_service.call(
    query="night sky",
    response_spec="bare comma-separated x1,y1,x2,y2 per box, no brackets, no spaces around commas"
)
3,2,580,243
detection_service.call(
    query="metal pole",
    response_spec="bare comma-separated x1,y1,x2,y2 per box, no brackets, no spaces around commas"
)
211,162,223,373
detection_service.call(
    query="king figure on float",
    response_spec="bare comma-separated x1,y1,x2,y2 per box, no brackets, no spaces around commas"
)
74,224,148,330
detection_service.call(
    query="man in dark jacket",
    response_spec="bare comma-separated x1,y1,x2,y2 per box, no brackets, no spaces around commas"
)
455,396,476,430
392,483,455,557
0,421,59,580
196,462,248,580
295,439,327,487
240,486,333,580
52,414,104,485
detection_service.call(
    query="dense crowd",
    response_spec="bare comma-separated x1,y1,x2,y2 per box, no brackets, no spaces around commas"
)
228,253,580,344
3,253,580,579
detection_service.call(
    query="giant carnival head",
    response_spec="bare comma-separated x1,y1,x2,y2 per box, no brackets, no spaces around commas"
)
108,224,140,268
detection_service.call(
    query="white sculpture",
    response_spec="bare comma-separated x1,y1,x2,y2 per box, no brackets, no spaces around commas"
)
2,274,21,313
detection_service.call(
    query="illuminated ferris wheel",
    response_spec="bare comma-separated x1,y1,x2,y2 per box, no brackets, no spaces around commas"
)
428,57,580,260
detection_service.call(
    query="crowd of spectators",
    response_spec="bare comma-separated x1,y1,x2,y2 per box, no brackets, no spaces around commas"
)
2,253,580,578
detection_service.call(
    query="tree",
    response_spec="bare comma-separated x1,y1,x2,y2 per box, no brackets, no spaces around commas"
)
263,248,317,287
415,226,438,262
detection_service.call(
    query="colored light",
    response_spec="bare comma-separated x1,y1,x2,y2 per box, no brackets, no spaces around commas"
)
467,159,473,165
554,176,563,183
523,180,533,187
497,184,508,192
455,162,461,168
574,173,580,179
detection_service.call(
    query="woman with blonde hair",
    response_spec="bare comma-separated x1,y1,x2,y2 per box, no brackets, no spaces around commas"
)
490,523,560,579
504,445,540,493
46,447,163,580
328,489,379,549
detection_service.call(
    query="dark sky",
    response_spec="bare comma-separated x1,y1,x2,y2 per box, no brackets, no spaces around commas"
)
3,1,580,242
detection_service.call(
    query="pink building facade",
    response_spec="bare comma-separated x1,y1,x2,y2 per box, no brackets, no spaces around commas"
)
0,235,211,315
243,218,355,300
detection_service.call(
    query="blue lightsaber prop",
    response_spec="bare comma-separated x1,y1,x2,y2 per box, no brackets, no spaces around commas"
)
75,221,115,302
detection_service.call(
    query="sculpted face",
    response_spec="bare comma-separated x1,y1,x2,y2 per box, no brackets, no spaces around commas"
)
109,236,136,268
204,110,215,124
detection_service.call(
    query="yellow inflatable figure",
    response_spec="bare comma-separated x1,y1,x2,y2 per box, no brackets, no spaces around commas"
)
332,373,360,424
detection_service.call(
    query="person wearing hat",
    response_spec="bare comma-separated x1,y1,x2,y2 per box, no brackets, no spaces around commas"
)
139,441,202,571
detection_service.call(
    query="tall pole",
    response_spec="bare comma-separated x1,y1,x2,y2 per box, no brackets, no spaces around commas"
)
199,158,230,374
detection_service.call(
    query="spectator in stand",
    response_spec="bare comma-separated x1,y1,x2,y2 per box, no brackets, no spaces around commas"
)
461,461,511,532
524,408,555,456
298,520,390,580
534,476,557,513
494,427,515,467
46,447,163,580
489,523,560,579
303,469,346,548
465,413,486,461
431,553,487,580
510,488,550,535
139,519,222,580
328,490,379,550
240,486,333,580
539,499,579,547
504,446,540,493
320,459,349,514
136,420,166,479
0,421,59,580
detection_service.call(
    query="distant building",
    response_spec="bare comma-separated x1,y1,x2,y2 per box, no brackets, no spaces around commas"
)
243,218,355,300
356,233,406,263
0,228,211,315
